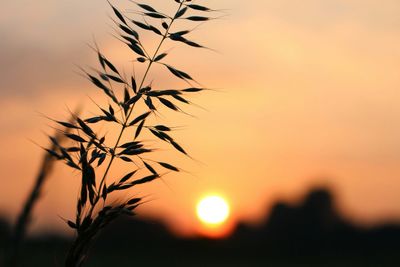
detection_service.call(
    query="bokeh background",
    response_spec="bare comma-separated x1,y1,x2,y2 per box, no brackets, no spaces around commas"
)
1,0,400,240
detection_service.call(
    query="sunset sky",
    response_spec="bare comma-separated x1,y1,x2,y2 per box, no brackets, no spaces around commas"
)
1,0,400,237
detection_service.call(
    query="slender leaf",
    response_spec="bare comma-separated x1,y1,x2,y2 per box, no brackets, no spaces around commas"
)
129,112,151,126
158,162,179,172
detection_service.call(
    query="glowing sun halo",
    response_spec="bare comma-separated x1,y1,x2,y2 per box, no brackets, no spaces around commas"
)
196,195,230,225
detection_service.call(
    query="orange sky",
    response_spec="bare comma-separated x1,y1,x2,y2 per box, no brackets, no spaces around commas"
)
1,0,400,237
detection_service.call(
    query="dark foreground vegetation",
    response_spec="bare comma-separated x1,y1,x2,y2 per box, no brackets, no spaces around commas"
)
1,187,399,266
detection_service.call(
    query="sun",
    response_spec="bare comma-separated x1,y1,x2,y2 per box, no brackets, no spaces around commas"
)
196,195,230,225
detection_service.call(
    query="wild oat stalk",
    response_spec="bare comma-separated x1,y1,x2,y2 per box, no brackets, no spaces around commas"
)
6,112,78,267
43,1,220,266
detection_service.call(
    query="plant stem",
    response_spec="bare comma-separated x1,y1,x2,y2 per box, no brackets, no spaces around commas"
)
66,4,186,265
7,111,79,267
86,0,185,220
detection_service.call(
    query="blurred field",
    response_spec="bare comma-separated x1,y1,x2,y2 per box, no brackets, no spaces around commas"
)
2,187,400,266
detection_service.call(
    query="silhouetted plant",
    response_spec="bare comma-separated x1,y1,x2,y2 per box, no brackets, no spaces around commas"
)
43,1,220,266
6,112,79,267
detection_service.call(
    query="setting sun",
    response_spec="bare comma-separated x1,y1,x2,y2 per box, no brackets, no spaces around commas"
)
196,196,230,226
